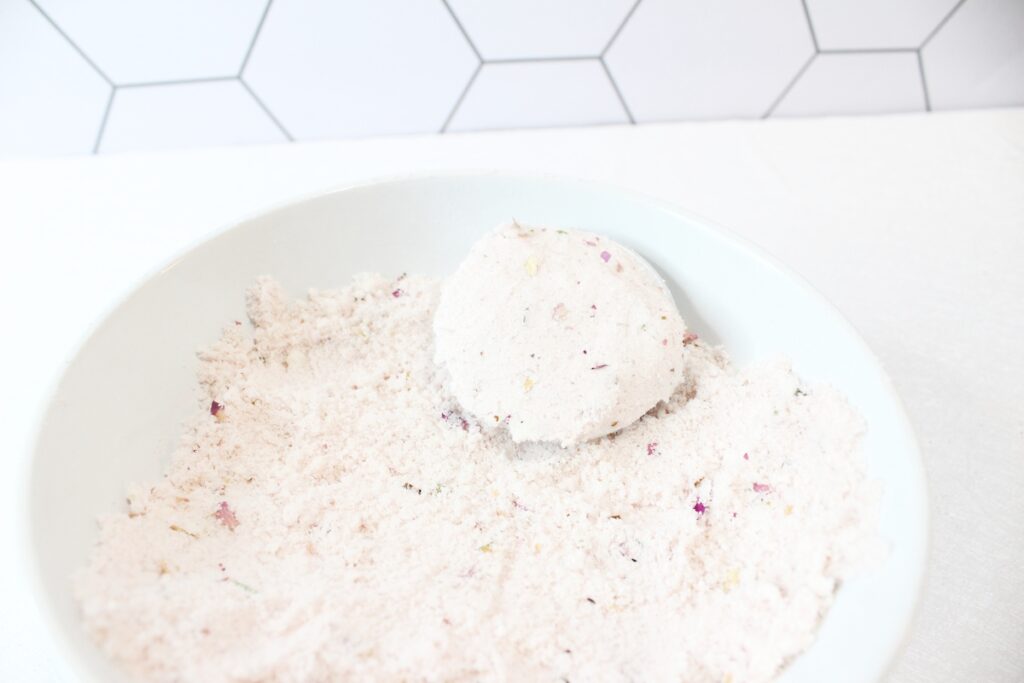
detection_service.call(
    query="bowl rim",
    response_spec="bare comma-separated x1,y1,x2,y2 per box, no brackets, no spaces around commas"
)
20,169,929,682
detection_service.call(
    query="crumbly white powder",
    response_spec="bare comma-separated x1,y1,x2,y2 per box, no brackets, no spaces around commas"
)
76,274,878,683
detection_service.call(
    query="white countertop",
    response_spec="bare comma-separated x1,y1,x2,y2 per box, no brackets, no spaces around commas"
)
2,109,1022,682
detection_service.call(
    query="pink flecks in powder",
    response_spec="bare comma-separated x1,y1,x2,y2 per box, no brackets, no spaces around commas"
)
600,251,611,263
591,364,608,370
583,239,597,247
753,482,771,494
210,401,223,416
683,331,699,345
392,289,404,298
441,411,470,432
214,502,239,531
662,338,668,347
646,442,658,456
75,273,878,682
743,452,750,461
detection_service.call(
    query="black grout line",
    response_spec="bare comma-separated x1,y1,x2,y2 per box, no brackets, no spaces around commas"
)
920,0,967,49
118,75,238,89
600,58,635,124
601,0,642,57
800,0,820,53
239,0,274,76
239,78,294,141
26,0,113,85
91,87,116,154
762,52,816,118
819,47,918,54
486,55,599,64
440,61,483,133
441,0,483,61
916,50,932,111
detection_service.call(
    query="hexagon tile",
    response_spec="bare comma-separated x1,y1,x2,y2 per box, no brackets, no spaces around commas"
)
243,0,479,141
446,0,636,60
772,53,927,117
805,0,962,50
2,0,1024,158
33,0,270,84
0,0,110,156
446,60,630,132
922,0,1024,110
98,80,288,154
605,0,815,121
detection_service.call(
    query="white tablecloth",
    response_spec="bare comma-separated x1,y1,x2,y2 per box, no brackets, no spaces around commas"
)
2,109,1022,682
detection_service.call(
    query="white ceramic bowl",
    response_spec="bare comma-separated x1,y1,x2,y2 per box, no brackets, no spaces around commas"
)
26,173,928,683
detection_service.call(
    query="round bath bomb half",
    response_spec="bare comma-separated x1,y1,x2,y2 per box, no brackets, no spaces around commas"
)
434,222,687,446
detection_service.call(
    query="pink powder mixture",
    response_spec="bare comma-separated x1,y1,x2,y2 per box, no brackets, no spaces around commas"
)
75,274,878,682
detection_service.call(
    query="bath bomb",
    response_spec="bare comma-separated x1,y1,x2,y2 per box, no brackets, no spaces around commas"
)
434,222,687,446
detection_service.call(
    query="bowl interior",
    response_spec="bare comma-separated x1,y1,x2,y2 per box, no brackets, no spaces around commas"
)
29,173,927,683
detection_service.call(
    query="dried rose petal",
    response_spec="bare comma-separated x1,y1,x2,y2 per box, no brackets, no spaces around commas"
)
693,498,706,516
210,401,223,416
753,482,771,493
682,331,699,345
743,452,749,460
591,364,608,370
661,338,668,346
214,501,239,531
646,442,658,456
392,288,404,298
600,250,611,263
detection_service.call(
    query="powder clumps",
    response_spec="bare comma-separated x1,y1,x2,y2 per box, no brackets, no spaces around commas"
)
76,274,878,683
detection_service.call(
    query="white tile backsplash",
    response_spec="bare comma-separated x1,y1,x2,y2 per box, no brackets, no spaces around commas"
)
605,0,815,120
445,0,636,59
447,60,629,131
805,0,963,50
0,0,110,156
243,0,477,141
922,0,1024,110
772,52,927,117
32,0,270,84
1,0,1021,157
98,80,287,154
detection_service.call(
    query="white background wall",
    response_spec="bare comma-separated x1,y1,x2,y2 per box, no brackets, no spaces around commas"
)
2,0,1023,157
